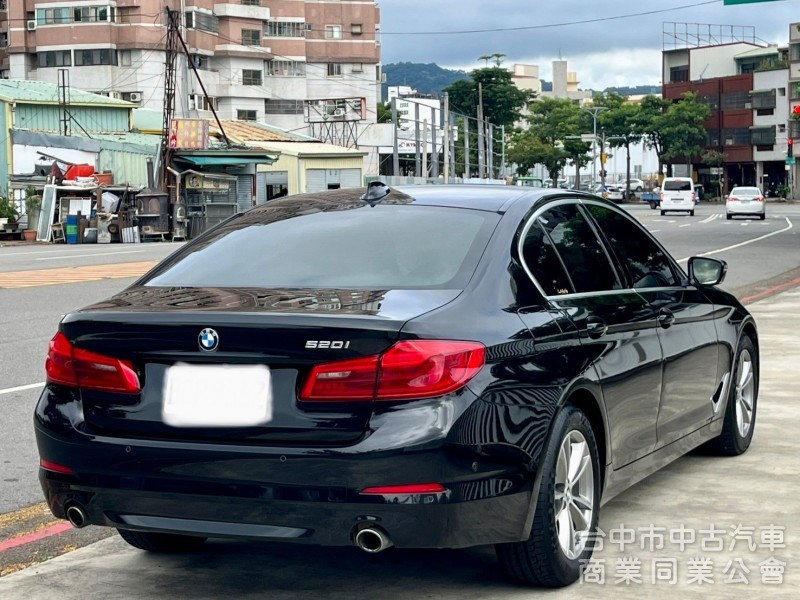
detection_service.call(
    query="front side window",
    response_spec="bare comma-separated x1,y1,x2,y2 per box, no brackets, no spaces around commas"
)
534,203,621,294
585,204,678,289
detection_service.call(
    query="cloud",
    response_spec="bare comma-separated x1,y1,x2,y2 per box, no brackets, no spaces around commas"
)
380,0,799,87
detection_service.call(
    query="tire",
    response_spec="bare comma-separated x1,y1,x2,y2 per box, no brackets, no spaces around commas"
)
689,210,695,216
703,335,758,456
759,213,766,221
496,406,601,588
660,210,666,216
117,529,207,553
726,213,732,220
636,186,643,192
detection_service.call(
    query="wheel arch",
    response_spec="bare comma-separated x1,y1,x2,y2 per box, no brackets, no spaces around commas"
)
563,388,609,488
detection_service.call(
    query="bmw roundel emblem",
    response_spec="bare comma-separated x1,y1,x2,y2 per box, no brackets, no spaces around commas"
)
198,328,219,352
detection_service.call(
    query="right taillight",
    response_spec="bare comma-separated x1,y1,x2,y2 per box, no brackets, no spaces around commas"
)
46,332,141,394
300,340,485,402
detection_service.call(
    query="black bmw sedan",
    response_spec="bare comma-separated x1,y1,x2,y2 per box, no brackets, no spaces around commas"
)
35,184,758,587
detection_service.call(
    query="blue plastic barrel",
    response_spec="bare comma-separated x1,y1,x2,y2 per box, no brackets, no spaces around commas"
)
66,215,78,244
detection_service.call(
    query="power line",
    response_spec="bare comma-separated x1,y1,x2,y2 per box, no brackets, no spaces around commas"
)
380,0,723,35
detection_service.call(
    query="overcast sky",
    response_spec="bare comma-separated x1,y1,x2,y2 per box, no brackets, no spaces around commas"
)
379,0,799,89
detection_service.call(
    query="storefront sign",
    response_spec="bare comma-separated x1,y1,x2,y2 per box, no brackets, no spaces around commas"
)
169,119,210,150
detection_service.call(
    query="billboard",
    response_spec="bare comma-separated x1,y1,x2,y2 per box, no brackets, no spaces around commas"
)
168,119,209,150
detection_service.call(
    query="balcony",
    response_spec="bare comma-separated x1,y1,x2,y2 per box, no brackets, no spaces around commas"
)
213,3,270,21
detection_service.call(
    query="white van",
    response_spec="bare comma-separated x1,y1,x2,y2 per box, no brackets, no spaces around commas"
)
660,177,697,216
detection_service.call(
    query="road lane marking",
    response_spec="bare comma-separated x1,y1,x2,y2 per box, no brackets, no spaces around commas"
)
678,217,793,263
649,229,661,233
0,382,45,396
679,224,692,228
0,261,156,289
0,521,73,553
699,214,720,224
35,250,145,261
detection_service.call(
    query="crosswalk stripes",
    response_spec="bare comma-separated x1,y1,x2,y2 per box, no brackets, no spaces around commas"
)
0,261,157,289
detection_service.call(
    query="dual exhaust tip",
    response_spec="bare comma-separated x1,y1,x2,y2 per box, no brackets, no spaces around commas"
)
354,527,393,553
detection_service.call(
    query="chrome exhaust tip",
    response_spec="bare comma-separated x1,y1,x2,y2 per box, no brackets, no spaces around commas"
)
354,527,393,553
65,503,87,528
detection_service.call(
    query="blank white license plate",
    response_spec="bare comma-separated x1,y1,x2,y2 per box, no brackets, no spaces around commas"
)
162,363,272,427
671,198,684,202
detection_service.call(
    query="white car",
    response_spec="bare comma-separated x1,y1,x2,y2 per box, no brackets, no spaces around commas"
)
660,177,697,216
617,178,645,192
590,184,624,203
726,187,766,220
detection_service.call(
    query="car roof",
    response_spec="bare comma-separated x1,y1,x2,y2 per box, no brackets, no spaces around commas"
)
392,184,556,213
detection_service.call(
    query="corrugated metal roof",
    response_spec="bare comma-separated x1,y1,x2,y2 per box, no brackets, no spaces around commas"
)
0,80,134,106
735,46,782,60
243,140,366,157
213,120,299,143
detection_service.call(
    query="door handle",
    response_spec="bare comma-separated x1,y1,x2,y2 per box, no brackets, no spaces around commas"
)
586,318,608,339
658,309,675,329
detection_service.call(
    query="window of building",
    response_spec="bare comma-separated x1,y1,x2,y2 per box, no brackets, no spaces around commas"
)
264,21,306,38
756,108,774,117
779,124,787,133
699,93,720,111
779,87,787,97
707,129,720,146
74,49,117,66
351,24,363,35
723,127,751,146
324,25,343,39
721,90,750,110
750,127,776,146
189,95,216,111
751,89,776,110
119,50,131,67
36,7,71,24
240,0,260,5
669,66,689,83
241,29,261,46
242,69,262,85
73,6,112,22
264,99,304,114
352,63,364,73
37,50,72,68
756,145,774,152
185,11,219,34
266,60,305,77
739,61,758,74
327,63,342,77
237,110,257,121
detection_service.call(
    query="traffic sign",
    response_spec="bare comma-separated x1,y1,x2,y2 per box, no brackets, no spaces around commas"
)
580,134,596,143
786,157,796,166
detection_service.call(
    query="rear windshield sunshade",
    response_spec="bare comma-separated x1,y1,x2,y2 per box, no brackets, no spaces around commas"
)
144,204,498,290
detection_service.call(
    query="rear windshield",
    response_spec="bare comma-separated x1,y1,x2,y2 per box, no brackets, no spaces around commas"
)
731,187,760,196
144,203,498,290
664,180,693,191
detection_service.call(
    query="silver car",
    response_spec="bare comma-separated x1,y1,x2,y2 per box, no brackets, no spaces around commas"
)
726,186,766,220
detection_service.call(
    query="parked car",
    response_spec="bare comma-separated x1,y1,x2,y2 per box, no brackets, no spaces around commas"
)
726,186,766,220
617,178,645,192
660,177,697,216
590,183,623,203
35,184,758,588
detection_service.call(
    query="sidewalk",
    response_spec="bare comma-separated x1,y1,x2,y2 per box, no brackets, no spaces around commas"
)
0,289,798,599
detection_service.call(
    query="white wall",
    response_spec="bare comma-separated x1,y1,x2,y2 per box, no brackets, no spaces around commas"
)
689,44,755,80
13,143,96,175
753,68,790,163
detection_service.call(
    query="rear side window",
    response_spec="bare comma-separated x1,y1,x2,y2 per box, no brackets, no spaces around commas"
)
585,204,679,289
521,220,573,296
663,180,693,191
531,203,621,294
144,204,498,290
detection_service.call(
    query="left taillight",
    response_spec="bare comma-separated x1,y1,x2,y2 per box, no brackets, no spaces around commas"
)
300,340,486,402
46,332,141,394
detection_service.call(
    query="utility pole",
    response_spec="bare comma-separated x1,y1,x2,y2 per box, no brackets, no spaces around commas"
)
582,107,607,185
487,123,494,179
501,124,506,180
431,108,439,178
443,93,451,183
477,83,485,179
464,117,470,179
392,98,400,176
414,102,421,177
422,119,429,178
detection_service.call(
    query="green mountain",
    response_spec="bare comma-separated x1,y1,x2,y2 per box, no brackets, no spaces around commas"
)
604,85,662,96
382,62,469,97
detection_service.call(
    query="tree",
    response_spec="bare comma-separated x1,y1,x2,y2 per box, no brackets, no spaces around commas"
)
636,93,710,177
508,98,587,182
445,67,533,130
376,102,392,124
594,91,643,198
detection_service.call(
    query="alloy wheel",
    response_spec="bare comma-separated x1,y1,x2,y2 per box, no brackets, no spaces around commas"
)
554,430,594,560
735,349,755,438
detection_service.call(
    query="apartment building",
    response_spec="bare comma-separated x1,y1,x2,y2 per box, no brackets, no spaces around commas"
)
0,0,381,136
662,24,790,193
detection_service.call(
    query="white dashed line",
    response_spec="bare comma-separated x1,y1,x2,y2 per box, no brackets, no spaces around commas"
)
679,224,692,228
677,217,793,263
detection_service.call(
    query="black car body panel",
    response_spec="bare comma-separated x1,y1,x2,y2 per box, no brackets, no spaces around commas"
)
35,186,757,551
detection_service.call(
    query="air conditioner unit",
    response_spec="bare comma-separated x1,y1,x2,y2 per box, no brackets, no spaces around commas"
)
108,91,122,99
27,20,37,31
331,108,345,117
129,92,142,102
744,102,752,109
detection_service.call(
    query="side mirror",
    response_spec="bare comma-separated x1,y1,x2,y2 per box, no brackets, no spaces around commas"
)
689,257,727,286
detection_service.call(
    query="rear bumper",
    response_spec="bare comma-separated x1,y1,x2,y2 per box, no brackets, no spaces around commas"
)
726,203,765,215
35,392,535,549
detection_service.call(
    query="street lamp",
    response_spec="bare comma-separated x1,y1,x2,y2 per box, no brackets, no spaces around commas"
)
583,107,607,184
